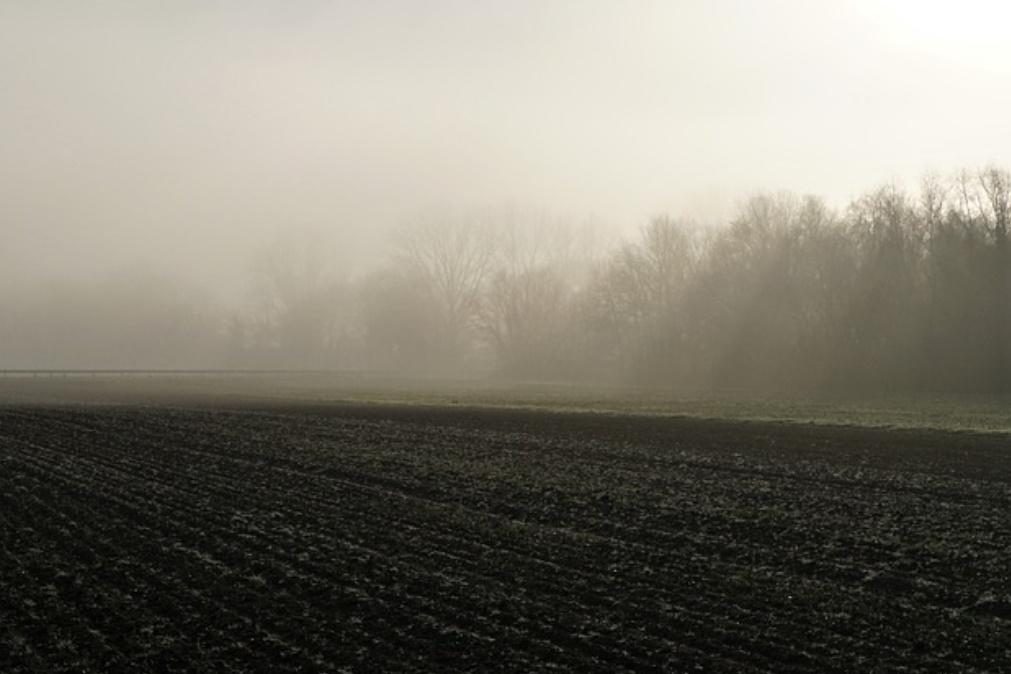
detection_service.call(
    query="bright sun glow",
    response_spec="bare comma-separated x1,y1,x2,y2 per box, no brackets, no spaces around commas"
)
875,0,1011,55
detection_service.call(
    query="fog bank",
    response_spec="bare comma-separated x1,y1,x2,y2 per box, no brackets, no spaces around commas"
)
5,3,1011,391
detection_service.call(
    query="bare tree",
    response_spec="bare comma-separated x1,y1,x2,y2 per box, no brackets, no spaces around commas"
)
480,266,570,376
920,172,948,235
979,166,1011,242
476,216,586,377
395,215,499,367
953,169,988,230
977,166,1011,389
581,216,699,382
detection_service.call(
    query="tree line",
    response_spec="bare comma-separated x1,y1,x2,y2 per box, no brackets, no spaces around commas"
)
5,166,1011,394
224,166,1011,394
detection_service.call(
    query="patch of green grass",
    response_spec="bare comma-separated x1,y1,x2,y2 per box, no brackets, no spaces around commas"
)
260,376,1011,434
5,373,1011,434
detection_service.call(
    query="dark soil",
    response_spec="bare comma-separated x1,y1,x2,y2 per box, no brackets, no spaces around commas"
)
1,400,1009,672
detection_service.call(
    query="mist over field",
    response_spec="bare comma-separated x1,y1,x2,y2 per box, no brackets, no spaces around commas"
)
5,1,1011,392
9,7,1011,672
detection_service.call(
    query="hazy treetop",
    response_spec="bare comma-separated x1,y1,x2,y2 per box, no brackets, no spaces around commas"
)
3,1,1011,293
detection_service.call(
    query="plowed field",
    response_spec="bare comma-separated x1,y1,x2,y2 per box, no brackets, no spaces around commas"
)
2,402,1010,672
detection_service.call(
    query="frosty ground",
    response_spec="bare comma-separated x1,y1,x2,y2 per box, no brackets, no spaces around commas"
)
1,381,1009,672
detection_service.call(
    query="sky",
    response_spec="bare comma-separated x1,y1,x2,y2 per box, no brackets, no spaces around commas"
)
4,0,1011,297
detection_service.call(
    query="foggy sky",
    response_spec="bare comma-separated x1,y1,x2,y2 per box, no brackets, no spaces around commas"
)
4,1,1011,297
